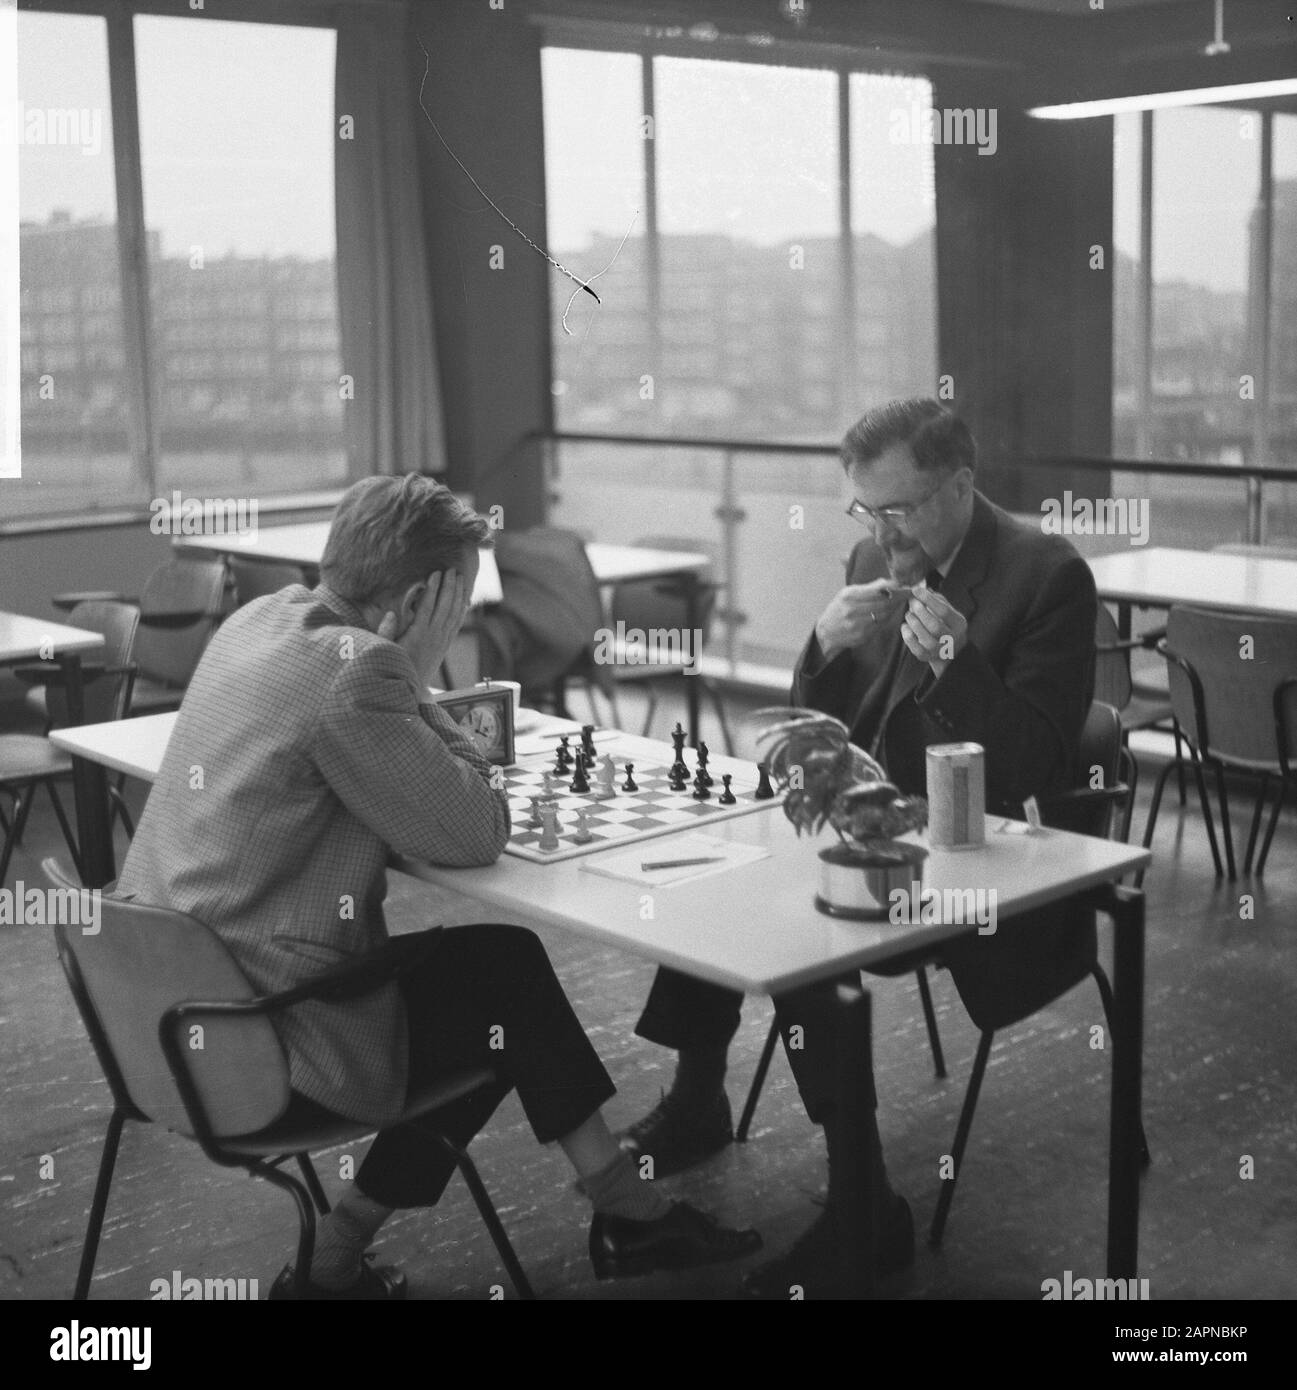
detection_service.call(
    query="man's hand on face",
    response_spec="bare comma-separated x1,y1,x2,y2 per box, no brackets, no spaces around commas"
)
814,579,911,661
900,585,968,679
377,569,469,689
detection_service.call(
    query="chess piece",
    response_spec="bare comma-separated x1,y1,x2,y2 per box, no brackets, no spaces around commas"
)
570,760,590,794
573,807,594,844
670,723,690,783
668,767,688,793
581,724,598,768
696,741,714,787
622,762,638,793
556,735,573,771
595,754,617,800
541,770,558,800
754,762,775,800
529,796,543,828
718,774,736,805
538,804,561,852
691,769,711,801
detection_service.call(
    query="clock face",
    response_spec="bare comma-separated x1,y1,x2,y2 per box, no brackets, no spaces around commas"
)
459,703,501,753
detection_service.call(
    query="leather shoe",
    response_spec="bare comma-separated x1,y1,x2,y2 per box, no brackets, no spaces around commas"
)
268,1252,407,1301
590,1200,762,1280
740,1197,913,1300
617,1090,733,1178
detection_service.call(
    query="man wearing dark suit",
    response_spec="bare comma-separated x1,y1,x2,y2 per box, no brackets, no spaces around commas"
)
619,399,1097,1297
116,474,760,1297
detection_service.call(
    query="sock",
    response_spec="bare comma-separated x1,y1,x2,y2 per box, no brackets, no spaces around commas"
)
578,1151,672,1222
669,1044,728,1111
308,1187,392,1290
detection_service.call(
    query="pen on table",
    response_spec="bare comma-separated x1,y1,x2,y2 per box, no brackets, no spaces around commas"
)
640,856,725,871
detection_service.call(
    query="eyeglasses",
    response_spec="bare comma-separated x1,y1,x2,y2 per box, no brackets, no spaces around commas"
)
845,475,948,531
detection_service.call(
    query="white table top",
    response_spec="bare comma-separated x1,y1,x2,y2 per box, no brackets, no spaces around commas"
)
1089,547,1297,617
174,524,710,597
0,611,105,662
52,718,1150,996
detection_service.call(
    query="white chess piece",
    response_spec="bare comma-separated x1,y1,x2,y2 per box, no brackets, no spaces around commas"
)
596,754,617,800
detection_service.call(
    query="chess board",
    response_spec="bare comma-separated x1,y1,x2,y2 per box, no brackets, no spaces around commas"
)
503,754,781,863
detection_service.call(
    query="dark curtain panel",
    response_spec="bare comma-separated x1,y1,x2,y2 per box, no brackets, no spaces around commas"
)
931,75,1113,513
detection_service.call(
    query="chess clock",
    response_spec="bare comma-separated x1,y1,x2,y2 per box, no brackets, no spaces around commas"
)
429,683,515,766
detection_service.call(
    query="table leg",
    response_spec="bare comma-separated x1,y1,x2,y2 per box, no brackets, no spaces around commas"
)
1106,884,1145,1278
1116,601,1132,643
834,981,878,1298
58,653,116,888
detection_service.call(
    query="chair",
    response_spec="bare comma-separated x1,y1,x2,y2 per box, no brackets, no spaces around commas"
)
1144,605,1297,879
479,528,622,727
928,699,1149,1247
228,556,308,606
1,602,138,885
42,856,534,1301
50,558,227,715
1094,602,1181,843
607,535,734,754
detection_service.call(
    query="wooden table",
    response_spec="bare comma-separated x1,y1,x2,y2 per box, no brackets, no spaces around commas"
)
52,713,1151,1296
1,611,105,879
175,527,714,740
1090,547,1297,637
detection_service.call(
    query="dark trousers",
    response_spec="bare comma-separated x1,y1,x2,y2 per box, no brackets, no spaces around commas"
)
321,925,614,1209
635,965,876,1124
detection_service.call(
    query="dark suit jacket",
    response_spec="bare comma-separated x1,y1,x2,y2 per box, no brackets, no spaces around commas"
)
791,491,1100,1028
792,491,1096,814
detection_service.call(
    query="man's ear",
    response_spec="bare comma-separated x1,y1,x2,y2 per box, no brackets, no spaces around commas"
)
398,580,427,628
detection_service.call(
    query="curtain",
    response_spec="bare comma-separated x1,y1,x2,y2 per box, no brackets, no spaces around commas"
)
335,3,447,477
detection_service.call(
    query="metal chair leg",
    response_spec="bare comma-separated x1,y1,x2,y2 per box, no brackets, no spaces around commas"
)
640,685,659,738
256,1161,318,1298
1242,773,1269,874
1136,757,1177,888
1172,719,1187,807
737,1017,781,1143
295,1153,332,1215
1190,753,1224,878
1213,761,1237,879
74,1107,128,1300
1092,965,1150,1168
46,781,86,884
434,1136,535,1300
914,967,947,1079
108,784,135,840
929,1030,994,1250
704,679,735,757
1256,773,1288,876
0,786,36,886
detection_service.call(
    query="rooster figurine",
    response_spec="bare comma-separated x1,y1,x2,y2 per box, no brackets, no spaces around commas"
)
754,708,928,844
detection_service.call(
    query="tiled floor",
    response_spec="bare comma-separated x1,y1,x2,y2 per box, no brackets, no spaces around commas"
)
2,689,1295,1301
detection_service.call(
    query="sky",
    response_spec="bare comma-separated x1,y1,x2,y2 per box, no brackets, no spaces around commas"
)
16,15,1294,291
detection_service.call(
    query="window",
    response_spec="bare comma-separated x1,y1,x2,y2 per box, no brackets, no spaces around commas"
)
9,7,341,521
13,10,131,516
542,46,938,443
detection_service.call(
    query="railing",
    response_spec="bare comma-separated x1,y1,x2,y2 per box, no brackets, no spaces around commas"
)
537,430,1297,679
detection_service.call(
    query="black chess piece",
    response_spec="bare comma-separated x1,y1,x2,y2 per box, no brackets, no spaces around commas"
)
718,774,736,805
622,763,638,793
570,760,590,794
696,741,714,787
754,762,775,799
670,722,690,783
668,767,688,793
556,735,573,771
581,724,598,768
691,769,711,801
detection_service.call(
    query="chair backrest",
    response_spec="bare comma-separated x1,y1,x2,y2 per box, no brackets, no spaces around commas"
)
1092,603,1132,711
1164,605,1297,769
44,600,140,727
43,858,290,1139
610,535,720,649
132,559,227,689
492,528,606,693
229,556,307,607
1067,699,1124,835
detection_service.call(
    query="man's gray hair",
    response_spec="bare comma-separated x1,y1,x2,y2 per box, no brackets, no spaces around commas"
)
320,474,492,605
841,398,977,476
